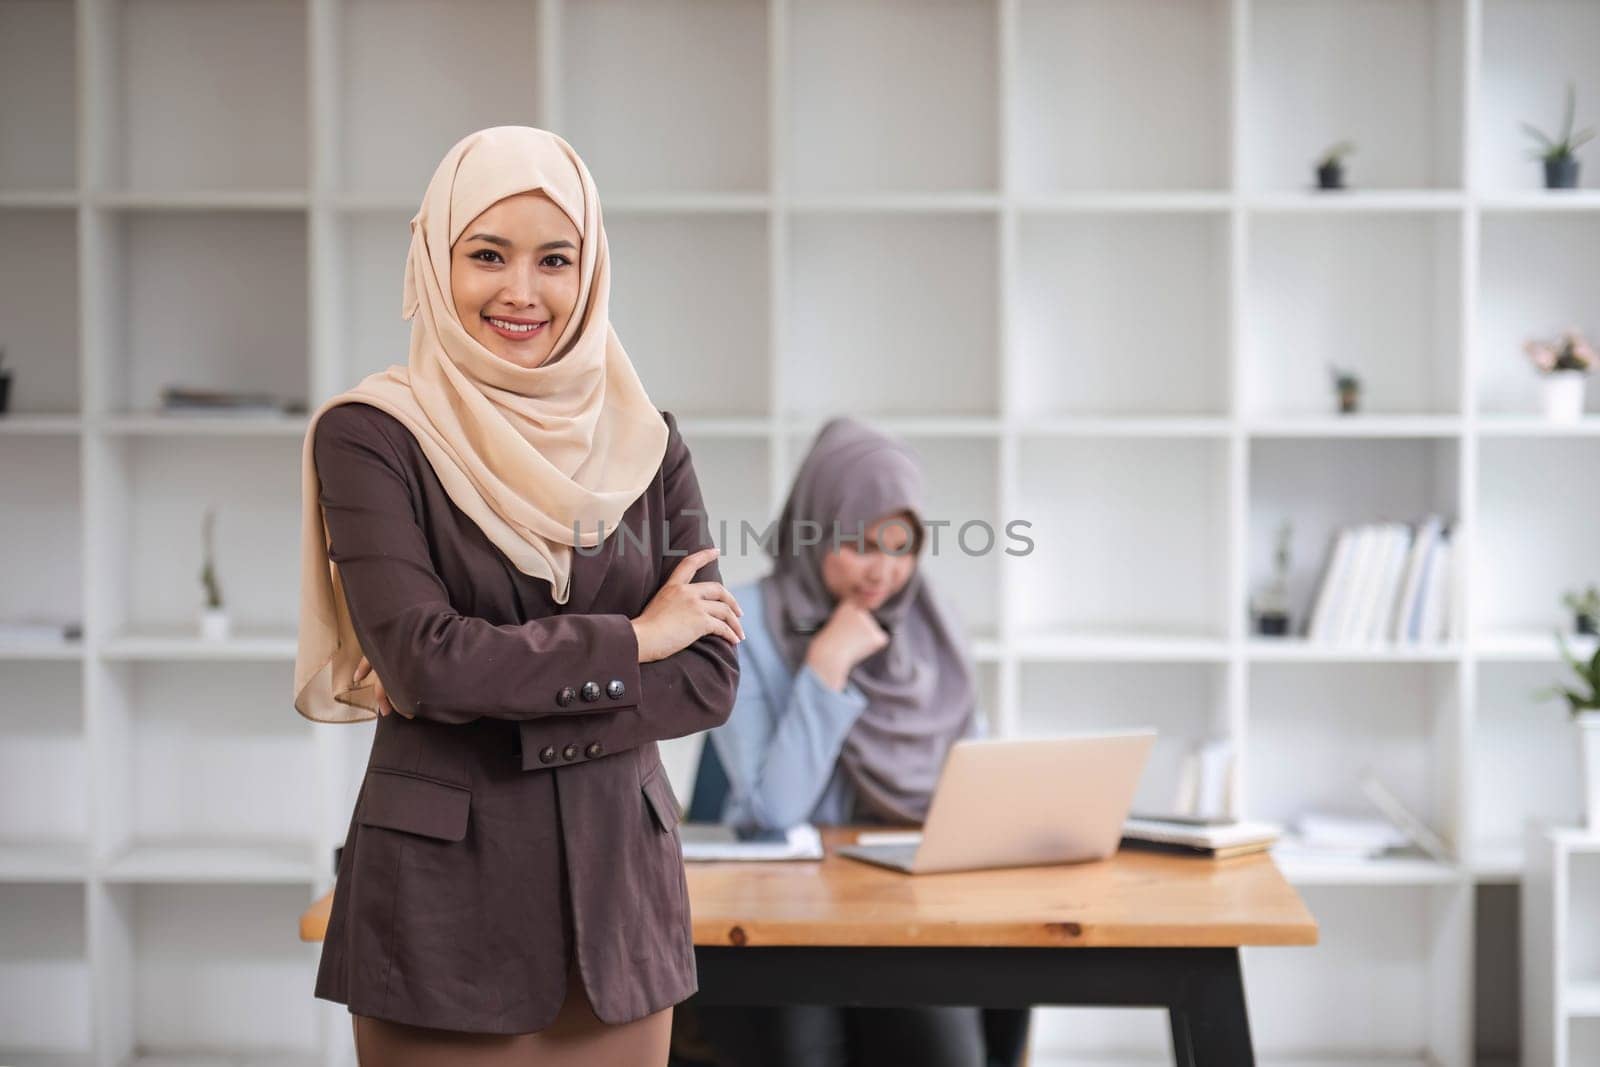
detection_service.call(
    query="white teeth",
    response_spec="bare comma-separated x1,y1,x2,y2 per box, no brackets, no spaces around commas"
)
487,317,543,333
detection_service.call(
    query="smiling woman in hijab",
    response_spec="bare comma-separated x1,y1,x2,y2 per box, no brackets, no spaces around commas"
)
692,417,995,1067
293,126,742,1066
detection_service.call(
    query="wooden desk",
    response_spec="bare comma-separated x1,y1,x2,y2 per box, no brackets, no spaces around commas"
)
301,827,1317,1066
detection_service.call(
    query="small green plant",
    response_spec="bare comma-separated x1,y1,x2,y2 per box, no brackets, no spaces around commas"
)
1564,583,1600,620
1317,141,1357,168
200,506,223,610
1536,631,1600,718
1327,363,1362,413
1522,81,1594,162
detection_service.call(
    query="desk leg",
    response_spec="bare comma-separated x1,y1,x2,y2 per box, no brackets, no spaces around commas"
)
694,945,1255,1066
1167,948,1253,1067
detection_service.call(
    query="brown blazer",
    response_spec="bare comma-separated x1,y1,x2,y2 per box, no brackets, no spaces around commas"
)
308,401,738,1034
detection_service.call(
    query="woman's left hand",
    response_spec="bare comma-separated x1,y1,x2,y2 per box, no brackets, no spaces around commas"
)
353,655,410,718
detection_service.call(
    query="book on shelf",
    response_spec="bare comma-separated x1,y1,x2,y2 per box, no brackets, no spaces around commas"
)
159,386,298,416
1270,775,1453,865
1302,515,1456,646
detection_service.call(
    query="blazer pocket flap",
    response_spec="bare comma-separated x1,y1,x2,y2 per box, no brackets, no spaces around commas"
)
359,769,471,842
641,766,682,833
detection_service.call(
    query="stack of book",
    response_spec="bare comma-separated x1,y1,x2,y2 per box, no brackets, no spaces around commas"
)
1120,817,1282,859
1304,515,1456,645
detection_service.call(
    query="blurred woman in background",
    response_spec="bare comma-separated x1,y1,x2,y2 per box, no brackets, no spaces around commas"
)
693,416,998,1067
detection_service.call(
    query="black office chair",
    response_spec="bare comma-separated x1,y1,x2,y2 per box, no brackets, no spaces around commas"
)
676,740,1032,1067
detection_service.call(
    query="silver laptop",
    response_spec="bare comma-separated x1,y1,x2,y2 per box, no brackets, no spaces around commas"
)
836,730,1156,875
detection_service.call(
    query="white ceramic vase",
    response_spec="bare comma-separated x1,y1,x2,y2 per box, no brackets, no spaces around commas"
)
198,606,231,641
1541,369,1588,423
1581,710,1600,831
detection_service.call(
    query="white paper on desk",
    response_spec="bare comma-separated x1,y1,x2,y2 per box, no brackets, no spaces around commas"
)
680,823,824,862
853,831,924,847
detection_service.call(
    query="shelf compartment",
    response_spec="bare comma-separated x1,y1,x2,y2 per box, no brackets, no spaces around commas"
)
0,436,82,636
677,433,771,594
1475,437,1600,637
787,0,998,195
1471,662,1587,870
1248,662,1462,853
1010,0,1229,194
0,0,76,191
1478,0,1600,193
96,436,301,634
327,208,411,392
1476,213,1600,417
1243,883,1470,1065
106,0,307,194
1573,1018,1600,1065
560,0,767,195
98,882,321,1062
91,659,318,870
1018,660,1230,819
0,662,86,874
337,0,538,199
1570,852,1600,987
0,882,91,1059
1013,211,1229,419
94,210,309,416
606,213,770,418
1244,212,1463,418
1248,436,1461,643
0,208,81,415
1244,0,1465,191
1015,436,1229,639
784,212,999,417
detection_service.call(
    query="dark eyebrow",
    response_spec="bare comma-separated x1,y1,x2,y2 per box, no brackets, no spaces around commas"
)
461,233,577,253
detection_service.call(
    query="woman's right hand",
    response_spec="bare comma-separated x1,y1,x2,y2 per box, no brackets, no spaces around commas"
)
805,597,890,692
631,546,745,663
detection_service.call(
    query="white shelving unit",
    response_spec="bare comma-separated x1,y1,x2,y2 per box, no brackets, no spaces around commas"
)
2,0,1598,1063
1523,826,1600,1067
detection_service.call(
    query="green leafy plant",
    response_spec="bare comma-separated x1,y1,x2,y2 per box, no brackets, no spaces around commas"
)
1329,365,1359,390
200,506,223,610
1563,583,1600,619
1536,631,1600,718
1522,81,1594,162
1317,140,1357,168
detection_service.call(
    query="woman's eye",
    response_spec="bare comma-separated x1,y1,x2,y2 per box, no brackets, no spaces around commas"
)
470,249,503,264
541,254,572,268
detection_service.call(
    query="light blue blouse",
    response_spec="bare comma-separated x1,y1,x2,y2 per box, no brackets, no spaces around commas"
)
706,579,985,831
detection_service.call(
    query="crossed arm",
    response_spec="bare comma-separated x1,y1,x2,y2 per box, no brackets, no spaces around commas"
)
312,403,739,762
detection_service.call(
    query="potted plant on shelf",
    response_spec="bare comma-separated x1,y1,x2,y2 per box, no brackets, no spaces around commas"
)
1536,631,1600,830
1328,364,1362,414
1522,81,1593,190
197,505,230,641
1565,584,1600,636
1314,141,1356,190
1523,329,1594,423
1251,519,1294,637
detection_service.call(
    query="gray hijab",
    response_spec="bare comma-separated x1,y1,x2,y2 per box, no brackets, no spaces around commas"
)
758,417,977,826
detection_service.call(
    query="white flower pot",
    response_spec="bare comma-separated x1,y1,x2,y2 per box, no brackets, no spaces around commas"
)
1582,710,1600,831
198,606,231,641
1542,369,1589,423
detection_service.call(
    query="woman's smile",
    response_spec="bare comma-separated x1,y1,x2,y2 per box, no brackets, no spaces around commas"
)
483,314,550,341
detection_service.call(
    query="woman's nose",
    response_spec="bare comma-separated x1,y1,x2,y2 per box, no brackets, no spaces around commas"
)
499,263,541,306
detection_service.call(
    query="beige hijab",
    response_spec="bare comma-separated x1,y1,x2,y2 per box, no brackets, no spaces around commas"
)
293,126,668,724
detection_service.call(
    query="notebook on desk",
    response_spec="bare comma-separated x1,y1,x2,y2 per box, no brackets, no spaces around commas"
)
835,731,1156,875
